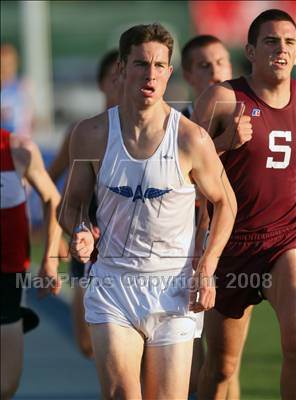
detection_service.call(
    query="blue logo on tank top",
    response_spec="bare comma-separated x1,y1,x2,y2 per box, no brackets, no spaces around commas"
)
108,185,172,202
251,108,261,117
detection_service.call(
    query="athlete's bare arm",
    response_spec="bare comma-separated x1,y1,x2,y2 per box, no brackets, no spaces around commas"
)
60,113,108,262
192,196,210,268
192,83,253,154
191,84,251,267
48,127,72,182
178,117,237,311
10,135,62,295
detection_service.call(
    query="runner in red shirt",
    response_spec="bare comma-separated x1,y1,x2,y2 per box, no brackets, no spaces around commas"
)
0,128,62,399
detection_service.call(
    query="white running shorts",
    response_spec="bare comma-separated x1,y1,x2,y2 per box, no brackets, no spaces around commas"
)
84,265,204,346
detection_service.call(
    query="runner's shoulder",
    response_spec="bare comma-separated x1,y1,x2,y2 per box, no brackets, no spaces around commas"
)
193,81,237,126
201,81,236,106
70,111,108,159
178,115,211,155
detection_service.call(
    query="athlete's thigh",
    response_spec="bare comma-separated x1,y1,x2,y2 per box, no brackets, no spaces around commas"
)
0,320,23,398
142,339,194,399
89,323,144,398
263,249,296,334
204,306,252,362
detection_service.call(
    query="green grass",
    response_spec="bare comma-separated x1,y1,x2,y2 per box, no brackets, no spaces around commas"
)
240,302,281,400
31,244,282,399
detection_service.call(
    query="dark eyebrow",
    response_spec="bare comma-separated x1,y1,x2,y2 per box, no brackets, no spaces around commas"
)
133,59,148,64
263,35,279,41
133,59,168,66
263,35,296,43
263,35,296,42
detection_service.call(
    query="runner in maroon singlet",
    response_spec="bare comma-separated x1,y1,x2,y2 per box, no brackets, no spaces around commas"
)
212,75,295,318
192,9,296,400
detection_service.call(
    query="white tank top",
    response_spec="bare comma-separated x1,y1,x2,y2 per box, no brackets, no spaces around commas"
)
91,106,196,275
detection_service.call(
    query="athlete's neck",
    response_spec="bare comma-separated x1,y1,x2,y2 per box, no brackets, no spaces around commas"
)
106,97,118,110
246,74,291,109
119,100,170,141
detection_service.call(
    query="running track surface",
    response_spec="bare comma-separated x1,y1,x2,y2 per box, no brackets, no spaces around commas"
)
13,288,101,400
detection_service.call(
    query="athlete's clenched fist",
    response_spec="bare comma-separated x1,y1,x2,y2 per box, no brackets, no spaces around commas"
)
70,222,95,263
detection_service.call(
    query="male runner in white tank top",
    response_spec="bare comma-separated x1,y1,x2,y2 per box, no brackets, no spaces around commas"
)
61,23,237,399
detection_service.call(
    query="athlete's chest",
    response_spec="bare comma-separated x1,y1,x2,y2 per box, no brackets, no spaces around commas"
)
100,155,179,195
242,100,295,170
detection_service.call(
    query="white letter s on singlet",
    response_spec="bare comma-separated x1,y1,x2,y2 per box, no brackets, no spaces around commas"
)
266,130,292,169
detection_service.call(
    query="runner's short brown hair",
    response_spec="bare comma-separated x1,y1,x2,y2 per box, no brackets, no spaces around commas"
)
119,23,174,64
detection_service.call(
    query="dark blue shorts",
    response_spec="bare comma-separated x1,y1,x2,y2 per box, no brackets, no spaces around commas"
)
0,273,39,332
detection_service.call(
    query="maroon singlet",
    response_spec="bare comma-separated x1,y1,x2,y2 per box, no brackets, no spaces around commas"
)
221,77,296,234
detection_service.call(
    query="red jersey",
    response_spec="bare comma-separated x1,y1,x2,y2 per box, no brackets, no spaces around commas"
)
220,77,296,233
0,128,30,272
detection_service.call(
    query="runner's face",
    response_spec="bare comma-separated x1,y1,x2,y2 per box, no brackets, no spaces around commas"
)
248,20,296,82
184,42,232,97
121,41,173,107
